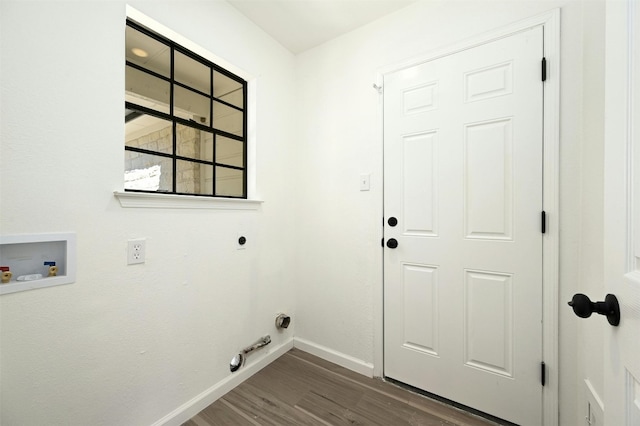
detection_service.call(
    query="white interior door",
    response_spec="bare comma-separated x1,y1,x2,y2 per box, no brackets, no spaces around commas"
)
603,1,640,424
383,27,544,425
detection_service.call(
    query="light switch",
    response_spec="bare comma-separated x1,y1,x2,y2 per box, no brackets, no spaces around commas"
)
360,174,371,191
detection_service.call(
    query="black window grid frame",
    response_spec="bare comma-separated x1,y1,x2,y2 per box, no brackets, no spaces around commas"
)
125,19,248,199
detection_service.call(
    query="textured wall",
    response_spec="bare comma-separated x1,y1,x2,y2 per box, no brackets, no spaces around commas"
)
0,1,296,424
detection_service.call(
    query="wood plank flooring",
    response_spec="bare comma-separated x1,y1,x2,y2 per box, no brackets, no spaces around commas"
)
183,349,497,426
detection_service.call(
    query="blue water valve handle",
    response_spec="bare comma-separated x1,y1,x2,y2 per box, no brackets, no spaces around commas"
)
44,261,56,266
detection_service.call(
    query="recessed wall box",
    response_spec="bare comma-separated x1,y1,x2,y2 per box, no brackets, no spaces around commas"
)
0,233,77,295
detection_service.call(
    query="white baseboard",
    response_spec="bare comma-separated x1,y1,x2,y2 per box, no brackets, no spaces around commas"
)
293,337,374,378
152,338,294,426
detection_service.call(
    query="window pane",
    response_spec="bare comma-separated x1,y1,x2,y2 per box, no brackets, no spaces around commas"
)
175,85,211,123
176,160,213,195
125,151,173,192
216,166,244,197
175,51,210,95
213,101,243,136
216,136,244,168
124,21,247,199
125,114,172,154
214,71,243,108
125,26,170,77
177,124,213,162
126,66,170,114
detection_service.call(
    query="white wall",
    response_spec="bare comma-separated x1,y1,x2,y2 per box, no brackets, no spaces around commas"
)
293,1,605,425
0,1,296,424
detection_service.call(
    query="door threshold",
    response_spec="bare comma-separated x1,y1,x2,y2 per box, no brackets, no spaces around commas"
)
384,377,518,426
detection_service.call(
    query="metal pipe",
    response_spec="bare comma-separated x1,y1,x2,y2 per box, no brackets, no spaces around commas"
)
242,335,271,355
230,335,271,373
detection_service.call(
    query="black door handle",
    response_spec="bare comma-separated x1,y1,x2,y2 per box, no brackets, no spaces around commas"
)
568,293,620,326
386,238,398,249
387,217,398,227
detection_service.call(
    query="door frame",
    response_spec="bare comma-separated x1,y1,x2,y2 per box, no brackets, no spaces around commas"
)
374,9,560,425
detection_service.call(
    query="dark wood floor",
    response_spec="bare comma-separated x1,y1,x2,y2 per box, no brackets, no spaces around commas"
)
183,348,496,426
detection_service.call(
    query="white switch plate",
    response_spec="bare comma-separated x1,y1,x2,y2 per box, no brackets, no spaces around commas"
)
360,174,370,191
127,239,146,265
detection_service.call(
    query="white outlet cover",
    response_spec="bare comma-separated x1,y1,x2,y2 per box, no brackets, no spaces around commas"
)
127,239,146,265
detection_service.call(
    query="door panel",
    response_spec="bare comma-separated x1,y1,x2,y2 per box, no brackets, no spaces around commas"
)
464,118,513,239
464,61,513,102
626,372,640,424
464,269,513,377
384,27,543,425
402,131,438,236
402,264,439,355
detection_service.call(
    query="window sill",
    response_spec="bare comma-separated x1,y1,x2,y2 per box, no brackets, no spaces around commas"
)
114,191,263,210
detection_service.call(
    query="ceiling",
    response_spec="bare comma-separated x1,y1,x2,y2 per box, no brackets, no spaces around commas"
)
227,0,417,54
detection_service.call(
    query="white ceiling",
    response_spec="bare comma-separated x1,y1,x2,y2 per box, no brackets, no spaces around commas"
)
227,0,417,54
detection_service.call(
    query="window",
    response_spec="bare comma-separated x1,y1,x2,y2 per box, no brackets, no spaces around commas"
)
124,20,247,198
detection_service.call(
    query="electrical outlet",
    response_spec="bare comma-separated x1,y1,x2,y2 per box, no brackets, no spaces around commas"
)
237,232,247,250
127,239,146,265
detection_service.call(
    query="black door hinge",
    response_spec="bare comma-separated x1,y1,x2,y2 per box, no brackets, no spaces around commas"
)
541,362,546,386
541,211,546,234
541,57,547,82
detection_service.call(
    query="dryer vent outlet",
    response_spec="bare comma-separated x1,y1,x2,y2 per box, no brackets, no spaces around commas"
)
275,314,291,329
